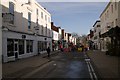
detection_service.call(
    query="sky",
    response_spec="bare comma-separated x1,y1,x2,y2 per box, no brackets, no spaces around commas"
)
36,1,108,35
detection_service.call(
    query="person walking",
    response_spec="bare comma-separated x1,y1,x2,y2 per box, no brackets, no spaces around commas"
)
47,47,51,57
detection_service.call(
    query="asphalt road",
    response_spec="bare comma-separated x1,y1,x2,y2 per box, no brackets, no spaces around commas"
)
22,51,92,79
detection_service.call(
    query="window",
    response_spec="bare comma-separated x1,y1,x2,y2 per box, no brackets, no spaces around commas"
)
115,19,117,26
26,40,33,53
45,15,47,21
105,13,106,20
19,40,24,55
9,2,14,14
38,41,42,52
97,25,100,27
28,0,31,4
43,42,47,51
41,12,43,19
48,17,50,23
36,18,38,25
41,25,43,35
28,12,31,29
7,39,14,57
46,24,47,36
111,22,114,27
36,8,38,15
38,41,47,51
111,5,113,13
9,2,14,24
115,1,117,10
107,10,109,18
49,29,51,37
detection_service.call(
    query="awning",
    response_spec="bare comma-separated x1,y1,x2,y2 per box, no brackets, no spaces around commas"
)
101,26,120,38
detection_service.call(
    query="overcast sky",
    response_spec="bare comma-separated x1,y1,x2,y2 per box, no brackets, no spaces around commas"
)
36,1,108,35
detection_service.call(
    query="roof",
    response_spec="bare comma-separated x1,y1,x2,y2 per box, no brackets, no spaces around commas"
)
93,20,100,27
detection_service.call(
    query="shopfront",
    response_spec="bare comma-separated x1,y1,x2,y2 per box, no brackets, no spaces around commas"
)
7,39,25,59
2,30,52,62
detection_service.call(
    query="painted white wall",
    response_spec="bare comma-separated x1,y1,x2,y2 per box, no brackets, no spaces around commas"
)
0,0,2,79
2,0,52,62
52,30,58,41
2,0,51,36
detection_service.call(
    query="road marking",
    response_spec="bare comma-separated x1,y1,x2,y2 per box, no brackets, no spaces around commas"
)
84,55,98,80
53,63,56,66
22,61,54,78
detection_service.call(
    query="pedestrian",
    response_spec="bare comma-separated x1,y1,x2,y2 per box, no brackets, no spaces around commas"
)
46,47,51,57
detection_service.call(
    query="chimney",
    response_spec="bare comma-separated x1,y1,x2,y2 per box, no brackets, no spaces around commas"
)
51,22,54,26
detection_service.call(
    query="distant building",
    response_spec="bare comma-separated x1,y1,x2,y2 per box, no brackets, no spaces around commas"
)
51,22,59,51
87,29,94,50
2,0,52,62
93,20,101,50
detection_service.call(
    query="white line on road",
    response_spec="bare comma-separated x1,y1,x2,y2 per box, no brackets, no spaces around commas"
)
85,57,98,80
88,61,98,80
86,62,93,80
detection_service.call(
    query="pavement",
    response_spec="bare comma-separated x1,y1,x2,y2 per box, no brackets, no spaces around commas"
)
2,50,60,78
86,50,120,79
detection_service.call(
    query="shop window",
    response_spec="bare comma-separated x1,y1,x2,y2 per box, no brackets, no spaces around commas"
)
7,39,14,57
26,40,33,53
38,41,42,52
44,42,47,50
38,41,47,51
19,40,24,55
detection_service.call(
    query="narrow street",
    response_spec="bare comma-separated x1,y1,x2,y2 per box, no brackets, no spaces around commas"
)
22,52,91,78
2,51,98,79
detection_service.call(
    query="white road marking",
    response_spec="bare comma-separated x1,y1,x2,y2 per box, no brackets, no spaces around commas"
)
84,54,98,80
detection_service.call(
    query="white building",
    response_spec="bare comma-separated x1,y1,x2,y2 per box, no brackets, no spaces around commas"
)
1,0,52,62
93,20,101,50
100,0,120,51
58,27,62,40
72,37,77,45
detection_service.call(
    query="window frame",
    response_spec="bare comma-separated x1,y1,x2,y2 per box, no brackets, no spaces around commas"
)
28,12,31,29
26,40,33,53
